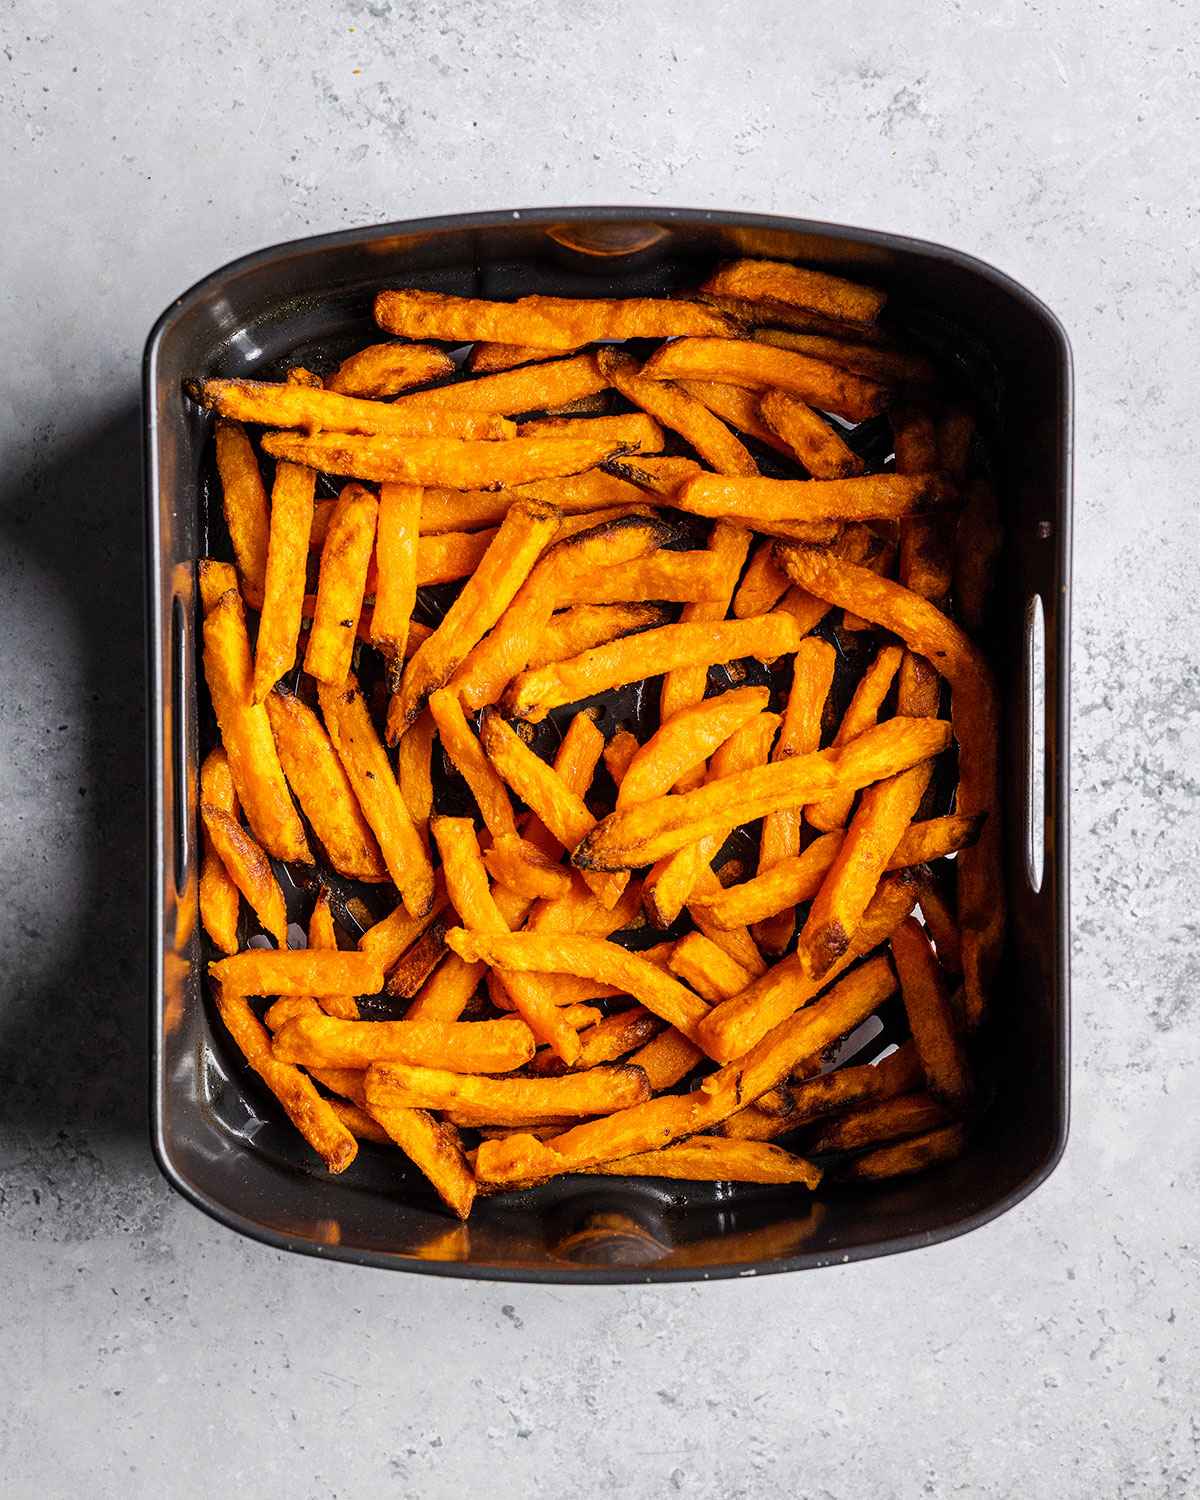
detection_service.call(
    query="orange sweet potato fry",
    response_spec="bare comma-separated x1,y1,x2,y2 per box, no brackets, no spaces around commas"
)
602,727,641,786
366,1103,478,1217
466,342,571,374
805,1093,950,1154
209,949,385,998
482,833,573,901
526,604,670,674
675,472,947,526
198,748,241,954
200,804,287,946
306,886,358,1020
371,482,422,667
617,686,770,809
585,1136,821,1186
559,550,732,607
756,389,866,479
190,377,513,440
522,707,607,860
326,341,455,398
677,380,794,455
805,644,904,831
252,460,316,701
840,1122,967,1181
667,932,753,1002
384,915,452,999
516,412,663,454
701,259,886,327
754,327,936,385
732,538,792,618
426,689,516,838
272,1011,535,1072
357,880,449,972
891,916,971,1109
198,558,240,615
396,706,437,844
213,420,269,605
396,353,610,422
303,484,378,687
627,1026,704,1090
365,1060,651,1124
530,1007,663,1075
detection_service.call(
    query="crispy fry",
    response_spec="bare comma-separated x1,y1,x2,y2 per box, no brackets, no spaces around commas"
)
955,476,1003,634
721,1042,923,1140
702,259,886,327
202,590,311,863
261,430,626,490
732,538,791,618
527,603,669,672
198,559,240,614
755,328,935,385
264,995,322,1030
667,932,752,1002
252,461,316,700
676,472,946,526
523,708,607,861
265,690,386,880
585,1136,821,1186
697,873,918,1063
473,957,895,1185
689,901,767,978
891,916,971,1109
757,390,866,479
561,550,731,607
213,986,357,1173
357,878,448,970
368,1104,477,1218
198,749,241,954
892,402,953,611
516,412,664,454
604,455,705,499
602,728,641,785
200,805,287,945
385,915,452,998
191,378,513,440
627,1026,704,1090
328,1098,394,1145
392,498,560,730
307,886,358,1020
527,866,643,938
577,717,950,872
641,338,888,424
678,380,793,455
319,676,435,916
396,706,436,844
915,866,963,975
530,1006,662,1075
618,686,770,808
806,1093,950,1154
595,348,758,477
483,834,573,900
507,613,802,724
796,761,934,980
404,954,484,1022
302,484,378,687
366,1061,651,1124
841,1122,967,1180
776,543,1002,1026
209,948,384,997
419,469,642,532
374,288,738,350
272,1011,535,1072
326,341,455,397
214,420,270,605
433,816,579,1064
371,482,421,667
466,342,570,373
398,352,610,421
806,644,904,831
426,690,516,838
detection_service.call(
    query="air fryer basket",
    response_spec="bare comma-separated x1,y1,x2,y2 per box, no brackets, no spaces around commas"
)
146,208,1070,1282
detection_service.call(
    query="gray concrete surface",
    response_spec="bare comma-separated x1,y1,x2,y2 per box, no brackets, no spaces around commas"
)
2,2,1197,1495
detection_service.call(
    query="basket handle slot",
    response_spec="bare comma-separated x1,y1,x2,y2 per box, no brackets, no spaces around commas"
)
171,591,191,898
1024,592,1046,894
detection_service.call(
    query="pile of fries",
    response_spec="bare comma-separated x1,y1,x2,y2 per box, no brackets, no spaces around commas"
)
191,256,1003,1220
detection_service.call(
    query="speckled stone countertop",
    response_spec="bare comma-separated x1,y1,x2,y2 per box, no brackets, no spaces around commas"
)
2,3,1197,1496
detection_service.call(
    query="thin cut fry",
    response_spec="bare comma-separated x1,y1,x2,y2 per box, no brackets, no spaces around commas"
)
266,690,386,881
483,834,573,900
806,644,904,831
319,676,435,916
732,539,791,618
667,932,752,1002
253,461,316,701
371,482,421,666
841,1123,967,1180
955,477,1003,634
466,342,570,373
392,498,560,730
396,706,436,843
618,687,770,808
200,805,287,945
190,378,513,440
199,559,239,614
678,381,793,455
358,881,448,971
307,886,358,1020
755,327,936,385
396,352,609,420
516,412,664,453
523,708,606,861
202,590,311,863
367,1104,477,1218
385,915,452,998
418,469,642,532
806,1093,949,1154
303,484,378,687
721,1042,923,1140
264,996,321,1031
702,259,886,327
506,613,803,724
426,690,516,838
676,471,947,526
627,1027,704,1090
560,551,731,607
214,986,356,1173
757,389,866,479
198,749,241,954
214,420,269,605
404,953,484,1022
602,728,641,785
209,948,385,997
891,916,971,1109
641,338,888,424
374,288,738,350
585,1136,821,1186
326,341,455,398
529,604,670,672
366,1061,651,1124
272,1012,535,1072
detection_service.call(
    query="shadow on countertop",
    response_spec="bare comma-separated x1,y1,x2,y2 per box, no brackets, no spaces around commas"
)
0,401,152,1182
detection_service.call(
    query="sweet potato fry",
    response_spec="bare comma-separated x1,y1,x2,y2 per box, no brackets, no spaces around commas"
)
530,1006,662,1075
265,690,386,880
576,717,950,872
416,531,500,588
262,995,322,1031
303,484,378,687
252,461,316,701
806,644,904,831
202,590,311,863
585,1136,821,1186
404,954,483,1022
426,690,516,838
627,1027,704,1090
915,866,963,975
755,328,936,385
385,915,452,998
676,472,946,526
357,880,448,971
677,380,793,455
667,932,753,1002
370,482,421,668
697,873,917,1063
328,1099,393,1145
374,288,738,350
840,1122,967,1180
214,986,357,1173
776,543,1002,1026
396,706,436,844
198,559,240,614
198,749,241,954
954,476,1003,634
604,455,705,499
618,686,770,808
367,1104,477,1217
806,1093,950,1154
473,957,895,1186
516,413,664,454
200,804,287,945
891,916,971,1109
482,834,573,900
432,816,579,1064
641,339,888,424
326,341,455,398
526,864,643,938
560,551,731,607
418,469,642,532
261,430,626,490
214,420,270,605
522,708,607,861
319,677,435,916
396,352,609,421
190,378,513,441
701,260,886,327
272,1011,535,1072
757,390,866,479
689,900,767,978
595,348,759,477
732,539,791,618
209,948,385,998
466,342,570,374
506,613,802,724
392,498,560,730
527,604,669,673
365,1060,651,1124
721,1042,923,1140
602,728,641,785
306,886,358,1020
446,928,712,1043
